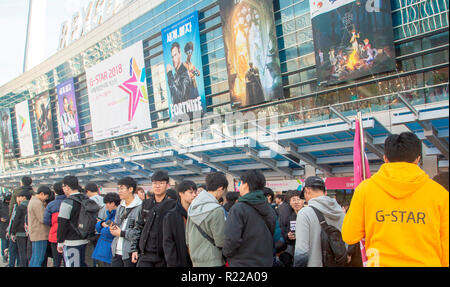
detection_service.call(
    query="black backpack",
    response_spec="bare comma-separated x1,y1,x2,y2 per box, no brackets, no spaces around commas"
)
310,206,347,267
70,195,100,240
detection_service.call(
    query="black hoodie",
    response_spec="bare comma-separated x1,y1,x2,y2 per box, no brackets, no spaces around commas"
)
223,190,277,267
162,200,192,267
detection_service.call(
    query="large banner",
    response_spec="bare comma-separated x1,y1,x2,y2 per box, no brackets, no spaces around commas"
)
34,92,56,152
310,0,396,85
151,63,169,112
219,0,283,108
0,109,15,158
86,41,151,141
15,100,35,157
57,78,82,148
161,11,206,121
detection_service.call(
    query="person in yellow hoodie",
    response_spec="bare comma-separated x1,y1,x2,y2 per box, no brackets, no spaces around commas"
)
342,132,449,267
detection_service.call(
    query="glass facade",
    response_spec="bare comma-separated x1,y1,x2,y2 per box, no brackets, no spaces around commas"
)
0,0,448,172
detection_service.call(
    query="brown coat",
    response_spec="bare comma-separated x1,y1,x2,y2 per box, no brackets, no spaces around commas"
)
27,196,50,242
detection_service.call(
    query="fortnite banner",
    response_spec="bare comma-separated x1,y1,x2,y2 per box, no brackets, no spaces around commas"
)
161,11,206,122
86,41,151,141
35,92,56,153
57,78,82,148
310,0,396,85
0,109,15,158
219,0,283,108
15,100,35,157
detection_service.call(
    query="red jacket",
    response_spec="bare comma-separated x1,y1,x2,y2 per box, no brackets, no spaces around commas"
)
49,212,59,243
43,194,66,243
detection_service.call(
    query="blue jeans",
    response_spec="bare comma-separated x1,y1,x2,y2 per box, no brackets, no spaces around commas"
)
29,240,48,267
8,239,18,267
1,238,8,261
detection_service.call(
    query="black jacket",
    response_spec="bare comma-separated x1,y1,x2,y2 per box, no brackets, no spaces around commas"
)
11,201,29,237
277,202,291,225
280,208,297,247
162,200,192,267
0,202,10,238
223,201,277,267
57,193,87,243
131,195,176,262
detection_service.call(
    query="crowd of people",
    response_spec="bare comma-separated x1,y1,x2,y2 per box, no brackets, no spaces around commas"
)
0,132,448,267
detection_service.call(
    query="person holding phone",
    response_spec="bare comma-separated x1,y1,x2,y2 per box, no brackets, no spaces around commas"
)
280,190,304,267
109,177,142,267
92,192,121,267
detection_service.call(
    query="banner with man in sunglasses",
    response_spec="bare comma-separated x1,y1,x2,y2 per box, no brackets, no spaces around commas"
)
162,11,206,122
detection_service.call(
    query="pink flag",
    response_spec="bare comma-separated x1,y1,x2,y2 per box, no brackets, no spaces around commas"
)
353,115,371,266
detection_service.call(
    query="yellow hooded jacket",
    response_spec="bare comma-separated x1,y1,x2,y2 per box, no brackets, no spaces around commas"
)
342,162,449,267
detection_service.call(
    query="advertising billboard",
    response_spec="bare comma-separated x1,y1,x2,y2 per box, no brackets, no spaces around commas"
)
219,0,283,108
57,78,82,148
310,0,396,85
0,109,15,158
151,63,169,112
15,100,35,157
161,11,206,122
34,92,56,153
86,41,151,142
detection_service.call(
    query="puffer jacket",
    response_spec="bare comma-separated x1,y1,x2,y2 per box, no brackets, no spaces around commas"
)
44,194,66,243
92,209,116,264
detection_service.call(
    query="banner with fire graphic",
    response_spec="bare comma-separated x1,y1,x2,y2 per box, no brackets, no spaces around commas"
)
310,0,396,86
219,0,283,108
86,41,151,141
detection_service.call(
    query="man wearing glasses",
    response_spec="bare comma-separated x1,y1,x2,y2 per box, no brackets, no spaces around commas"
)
130,170,176,267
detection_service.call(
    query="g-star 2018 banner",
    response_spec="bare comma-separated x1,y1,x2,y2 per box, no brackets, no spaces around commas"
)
86,41,151,141
15,100,35,157
161,11,206,122
35,92,56,153
0,108,15,158
219,0,283,108
310,0,396,85
57,78,82,148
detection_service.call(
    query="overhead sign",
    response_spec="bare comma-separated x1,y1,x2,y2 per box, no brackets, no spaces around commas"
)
57,78,82,148
34,92,56,153
0,109,15,159
161,11,207,122
86,40,151,141
15,100,35,157
219,0,283,108
310,0,396,85
58,0,136,50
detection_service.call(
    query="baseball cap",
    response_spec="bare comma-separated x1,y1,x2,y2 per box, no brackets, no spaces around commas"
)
300,176,326,199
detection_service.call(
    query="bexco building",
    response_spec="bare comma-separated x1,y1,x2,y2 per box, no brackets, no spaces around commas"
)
0,0,448,193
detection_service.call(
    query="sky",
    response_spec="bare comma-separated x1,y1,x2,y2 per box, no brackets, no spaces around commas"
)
0,0,91,87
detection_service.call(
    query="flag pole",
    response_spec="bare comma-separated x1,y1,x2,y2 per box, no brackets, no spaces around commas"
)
358,111,366,180
357,111,369,266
